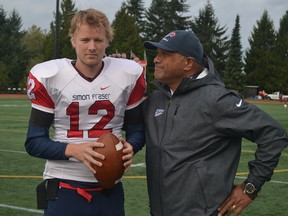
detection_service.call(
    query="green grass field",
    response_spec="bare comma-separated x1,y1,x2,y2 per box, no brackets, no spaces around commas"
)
0,97,287,215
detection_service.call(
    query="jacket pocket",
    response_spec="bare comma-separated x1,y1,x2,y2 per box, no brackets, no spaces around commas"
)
161,163,208,215
195,161,232,210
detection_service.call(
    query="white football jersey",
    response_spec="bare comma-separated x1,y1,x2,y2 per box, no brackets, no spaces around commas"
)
27,57,146,182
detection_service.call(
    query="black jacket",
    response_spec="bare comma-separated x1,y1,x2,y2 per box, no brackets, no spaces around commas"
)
142,57,288,216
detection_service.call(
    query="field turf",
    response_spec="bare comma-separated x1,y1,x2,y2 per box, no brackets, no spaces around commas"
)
0,97,287,215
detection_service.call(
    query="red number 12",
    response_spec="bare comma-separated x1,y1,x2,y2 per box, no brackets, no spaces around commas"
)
66,100,115,138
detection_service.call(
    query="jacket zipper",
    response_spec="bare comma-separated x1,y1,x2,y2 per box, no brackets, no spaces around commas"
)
159,99,172,216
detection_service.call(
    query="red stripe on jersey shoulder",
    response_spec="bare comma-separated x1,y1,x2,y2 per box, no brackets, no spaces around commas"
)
27,73,55,109
127,70,146,106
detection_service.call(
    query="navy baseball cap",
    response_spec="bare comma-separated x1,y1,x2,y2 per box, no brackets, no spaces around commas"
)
144,30,204,65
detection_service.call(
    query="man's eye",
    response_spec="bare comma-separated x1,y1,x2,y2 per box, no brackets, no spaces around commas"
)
95,39,104,43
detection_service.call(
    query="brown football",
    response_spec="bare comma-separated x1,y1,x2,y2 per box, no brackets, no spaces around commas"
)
92,132,125,188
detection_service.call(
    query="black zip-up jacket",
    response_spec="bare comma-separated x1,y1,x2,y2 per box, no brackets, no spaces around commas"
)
142,57,288,216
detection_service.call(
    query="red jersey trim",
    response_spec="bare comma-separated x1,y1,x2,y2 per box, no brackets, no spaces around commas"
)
127,70,146,106
27,73,55,110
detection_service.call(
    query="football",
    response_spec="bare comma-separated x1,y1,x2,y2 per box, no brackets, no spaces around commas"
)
92,132,125,188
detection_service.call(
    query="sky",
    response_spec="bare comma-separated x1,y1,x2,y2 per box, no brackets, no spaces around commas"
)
0,0,287,51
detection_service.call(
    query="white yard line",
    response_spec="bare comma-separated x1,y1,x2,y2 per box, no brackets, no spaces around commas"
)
131,163,146,167
0,104,29,107
0,149,27,154
0,203,43,214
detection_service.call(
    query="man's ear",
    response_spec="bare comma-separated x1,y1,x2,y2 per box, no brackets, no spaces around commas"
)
70,38,75,49
184,57,195,71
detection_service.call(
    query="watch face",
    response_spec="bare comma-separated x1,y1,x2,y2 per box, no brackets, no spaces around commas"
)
245,183,256,194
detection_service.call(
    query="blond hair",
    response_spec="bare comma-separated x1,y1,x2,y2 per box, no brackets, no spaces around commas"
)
69,8,113,43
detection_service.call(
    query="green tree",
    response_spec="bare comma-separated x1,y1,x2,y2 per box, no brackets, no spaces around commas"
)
165,0,191,31
0,6,9,91
145,0,168,41
0,61,9,92
275,10,288,93
125,0,146,37
108,3,143,58
145,0,191,41
43,0,77,60
58,0,77,58
223,15,246,92
0,6,8,60
191,0,228,76
7,10,30,89
244,10,278,93
0,8,29,91
22,25,47,72
277,10,288,58
43,22,56,60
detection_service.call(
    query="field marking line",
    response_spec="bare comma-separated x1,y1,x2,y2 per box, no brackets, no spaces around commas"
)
1,172,288,184
237,169,288,175
124,176,147,179
0,129,27,133
235,176,288,184
242,149,288,157
0,149,27,154
131,163,145,167
0,104,29,107
0,175,42,179
0,203,43,214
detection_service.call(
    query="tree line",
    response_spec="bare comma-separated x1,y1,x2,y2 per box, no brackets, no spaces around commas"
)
0,0,287,96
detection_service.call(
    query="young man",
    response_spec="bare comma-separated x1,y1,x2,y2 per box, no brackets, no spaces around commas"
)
25,8,146,216
142,30,288,216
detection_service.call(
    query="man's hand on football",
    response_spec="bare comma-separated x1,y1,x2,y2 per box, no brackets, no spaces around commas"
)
65,142,105,173
119,138,134,172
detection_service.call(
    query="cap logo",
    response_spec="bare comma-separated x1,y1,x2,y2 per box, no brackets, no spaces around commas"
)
162,32,176,42
169,32,176,37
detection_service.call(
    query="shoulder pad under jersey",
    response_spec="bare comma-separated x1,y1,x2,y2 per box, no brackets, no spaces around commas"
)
104,57,143,75
120,58,143,75
30,59,60,78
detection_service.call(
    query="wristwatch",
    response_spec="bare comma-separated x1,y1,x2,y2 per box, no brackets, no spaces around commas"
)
242,182,258,200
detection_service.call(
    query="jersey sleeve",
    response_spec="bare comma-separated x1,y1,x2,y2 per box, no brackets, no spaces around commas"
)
127,68,146,109
26,62,57,113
